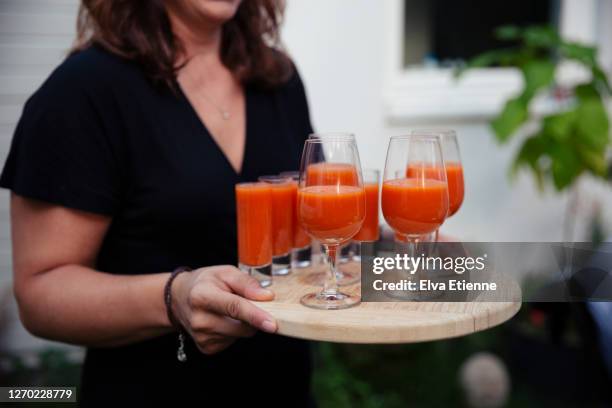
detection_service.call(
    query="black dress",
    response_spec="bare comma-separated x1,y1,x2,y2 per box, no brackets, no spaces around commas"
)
0,46,315,406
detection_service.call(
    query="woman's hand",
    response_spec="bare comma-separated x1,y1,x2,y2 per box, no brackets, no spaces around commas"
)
171,265,277,355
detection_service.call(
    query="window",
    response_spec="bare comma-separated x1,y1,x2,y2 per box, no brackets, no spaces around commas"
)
403,0,559,68
383,0,604,122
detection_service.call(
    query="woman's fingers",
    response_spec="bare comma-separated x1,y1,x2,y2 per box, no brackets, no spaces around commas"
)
182,265,278,357
198,288,277,334
215,316,257,337
191,313,256,338
216,266,275,301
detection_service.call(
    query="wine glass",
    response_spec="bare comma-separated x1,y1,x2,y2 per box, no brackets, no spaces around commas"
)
303,133,362,286
440,130,464,218
409,129,464,241
298,134,365,309
382,134,449,298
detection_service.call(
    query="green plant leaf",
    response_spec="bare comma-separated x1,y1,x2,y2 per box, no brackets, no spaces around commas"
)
455,48,519,77
514,134,546,167
575,83,600,100
512,133,547,190
542,110,576,141
550,142,583,190
560,42,597,66
495,25,522,40
492,97,529,142
575,144,607,176
592,66,612,94
575,98,610,152
522,25,560,48
521,59,556,97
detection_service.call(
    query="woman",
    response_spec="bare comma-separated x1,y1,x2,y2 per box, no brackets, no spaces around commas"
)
1,0,314,406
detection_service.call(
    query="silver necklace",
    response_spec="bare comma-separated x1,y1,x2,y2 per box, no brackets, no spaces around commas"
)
181,65,232,121
199,90,231,120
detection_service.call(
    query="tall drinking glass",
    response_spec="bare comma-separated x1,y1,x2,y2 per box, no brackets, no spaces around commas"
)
298,135,365,309
258,175,294,275
236,182,273,287
279,171,313,270
348,169,380,260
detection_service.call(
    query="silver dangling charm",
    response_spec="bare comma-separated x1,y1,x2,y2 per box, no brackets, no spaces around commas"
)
177,332,187,362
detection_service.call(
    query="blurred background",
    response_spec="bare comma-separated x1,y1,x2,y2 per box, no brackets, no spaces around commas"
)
0,0,611,406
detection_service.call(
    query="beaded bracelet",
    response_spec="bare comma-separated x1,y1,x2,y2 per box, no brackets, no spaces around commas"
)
164,266,192,362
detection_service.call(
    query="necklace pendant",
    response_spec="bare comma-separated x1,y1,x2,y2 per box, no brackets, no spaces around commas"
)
222,111,231,120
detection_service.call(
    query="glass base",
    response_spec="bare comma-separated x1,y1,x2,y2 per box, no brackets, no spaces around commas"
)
272,253,291,276
239,263,272,288
300,291,361,310
293,260,311,268
291,245,312,270
336,268,360,286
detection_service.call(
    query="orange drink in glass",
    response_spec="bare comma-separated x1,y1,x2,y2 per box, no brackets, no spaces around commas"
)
259,175,295,275
236,182,273,287
382,178,448,236
382,134,449,300
298,134,365,310
353,170,380,242
298,185,365,243
406,162,464,218
279,171,312,270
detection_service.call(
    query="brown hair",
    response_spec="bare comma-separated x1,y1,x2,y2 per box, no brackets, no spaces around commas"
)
73,0,293,89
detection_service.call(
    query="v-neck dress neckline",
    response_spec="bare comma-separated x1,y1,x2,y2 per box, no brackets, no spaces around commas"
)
175,79,251,180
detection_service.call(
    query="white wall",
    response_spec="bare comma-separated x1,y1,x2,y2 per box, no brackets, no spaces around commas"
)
283,0,612,242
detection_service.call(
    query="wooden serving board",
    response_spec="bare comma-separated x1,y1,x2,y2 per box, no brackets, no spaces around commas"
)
251,262,521,344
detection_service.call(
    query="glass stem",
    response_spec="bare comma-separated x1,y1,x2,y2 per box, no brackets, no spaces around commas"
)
409,237,422,297
323,244,339,295
408,238,417,259
432,229,440,255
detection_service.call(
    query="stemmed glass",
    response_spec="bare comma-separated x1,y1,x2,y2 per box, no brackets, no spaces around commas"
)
382,134,449,298
439,130,464,218
409,129,464,242
304,133,362,286
298,134,365,309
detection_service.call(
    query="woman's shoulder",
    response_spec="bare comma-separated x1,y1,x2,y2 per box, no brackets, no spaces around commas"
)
272,62,314,137
34,45,144,102
273,63,308,101
65,45,138,75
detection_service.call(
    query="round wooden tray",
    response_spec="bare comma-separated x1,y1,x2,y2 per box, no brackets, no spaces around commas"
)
251,262,521,344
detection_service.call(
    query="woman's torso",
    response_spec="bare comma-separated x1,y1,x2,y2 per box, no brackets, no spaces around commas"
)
2,46,314,406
